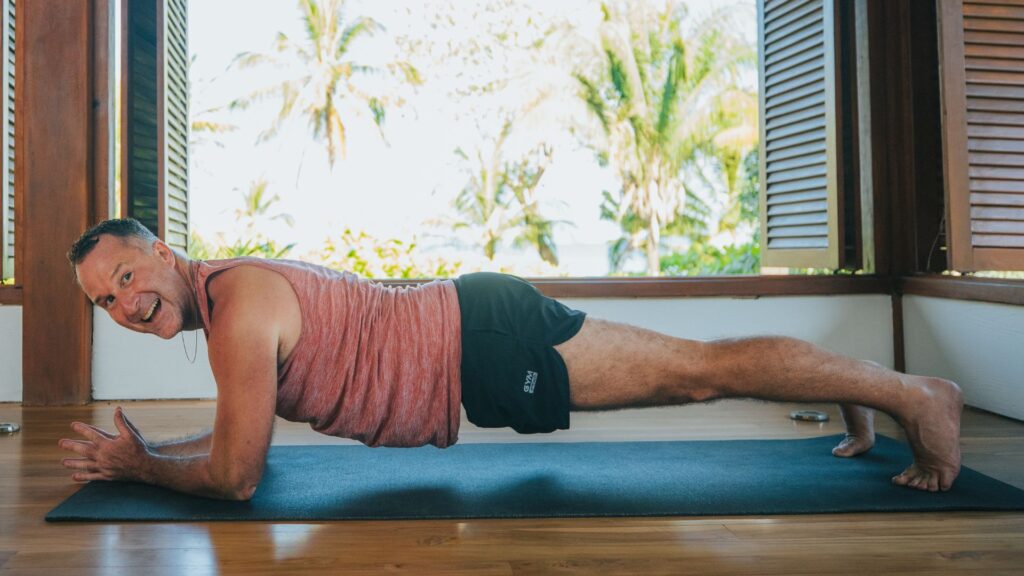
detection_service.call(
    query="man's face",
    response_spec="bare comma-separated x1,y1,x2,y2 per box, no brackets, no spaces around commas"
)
75,235,191,339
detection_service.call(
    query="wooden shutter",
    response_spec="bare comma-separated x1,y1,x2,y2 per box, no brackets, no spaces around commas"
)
121,0,189,252
939,0,1024,272
758,0,844,269
1,0,13,281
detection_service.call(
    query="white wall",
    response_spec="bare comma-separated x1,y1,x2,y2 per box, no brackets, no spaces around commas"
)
0,305,21,401
92,307,217,399
13,292,1023,418
91,295,894,399
903,295,1024,421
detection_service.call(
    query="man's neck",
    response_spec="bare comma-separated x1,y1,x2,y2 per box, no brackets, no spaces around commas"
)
174,254,202,331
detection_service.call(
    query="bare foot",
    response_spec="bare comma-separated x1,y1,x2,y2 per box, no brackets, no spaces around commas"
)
892,376,964,492
832,404,875,457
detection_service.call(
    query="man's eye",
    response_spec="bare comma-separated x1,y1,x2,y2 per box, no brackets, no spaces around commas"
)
122,271,132,284
106,295,115,306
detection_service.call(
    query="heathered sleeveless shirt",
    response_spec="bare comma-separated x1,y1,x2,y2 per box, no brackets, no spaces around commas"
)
191,258,462,448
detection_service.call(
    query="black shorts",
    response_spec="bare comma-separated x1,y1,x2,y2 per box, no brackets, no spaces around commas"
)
453,272,586,434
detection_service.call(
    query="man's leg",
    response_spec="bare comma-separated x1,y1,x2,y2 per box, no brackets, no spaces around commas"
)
554,317,963,492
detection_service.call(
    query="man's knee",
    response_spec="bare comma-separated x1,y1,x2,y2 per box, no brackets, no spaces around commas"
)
656,339,719,404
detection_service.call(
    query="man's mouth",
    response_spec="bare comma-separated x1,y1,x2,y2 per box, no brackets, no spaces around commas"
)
142,297,160,322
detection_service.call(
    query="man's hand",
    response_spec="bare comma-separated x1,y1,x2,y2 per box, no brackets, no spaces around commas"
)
59,407,150,483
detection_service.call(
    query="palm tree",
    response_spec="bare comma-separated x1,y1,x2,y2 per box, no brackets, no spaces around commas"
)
213,179,297,259
688,83,759,244
576,1,755,275
450,119,563,267
230,0,420,168
188,180,298,260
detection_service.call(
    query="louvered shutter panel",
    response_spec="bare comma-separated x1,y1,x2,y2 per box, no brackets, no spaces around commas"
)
163,0,188,250
1,0,13,282
758,0,843,269
121,0,188,252
940,0,1024,271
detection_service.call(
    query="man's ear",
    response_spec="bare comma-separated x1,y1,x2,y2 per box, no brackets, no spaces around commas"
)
152,239,175,264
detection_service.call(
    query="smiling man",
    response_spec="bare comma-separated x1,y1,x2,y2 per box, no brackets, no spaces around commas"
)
60,218,966,499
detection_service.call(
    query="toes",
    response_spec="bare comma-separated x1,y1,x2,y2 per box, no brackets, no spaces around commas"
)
832,436,872,458
832,441,852,457
892,465,920,488
894,464,959,491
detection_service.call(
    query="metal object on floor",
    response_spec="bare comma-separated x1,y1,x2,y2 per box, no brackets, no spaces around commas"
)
0,422,20,434
789,410,829,422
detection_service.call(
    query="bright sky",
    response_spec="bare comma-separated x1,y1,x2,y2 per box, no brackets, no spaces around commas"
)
187,0,756,275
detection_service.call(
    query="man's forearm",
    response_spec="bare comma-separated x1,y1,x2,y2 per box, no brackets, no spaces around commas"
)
149,430,213,456
136,451,251,500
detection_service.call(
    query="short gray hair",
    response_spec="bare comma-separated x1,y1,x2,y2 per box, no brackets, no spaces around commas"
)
67,218,159,271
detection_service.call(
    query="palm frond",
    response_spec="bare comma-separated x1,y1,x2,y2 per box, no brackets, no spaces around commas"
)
298,0,324,46
655,41,686,144
368,97,385,127
389,61,422,85
337,16,382,59
232,51,276,70
191,119,237,135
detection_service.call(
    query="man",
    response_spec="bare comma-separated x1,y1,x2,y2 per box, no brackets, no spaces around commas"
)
60,219,964,500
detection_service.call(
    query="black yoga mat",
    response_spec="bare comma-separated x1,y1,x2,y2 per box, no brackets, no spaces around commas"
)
46,434,1024,522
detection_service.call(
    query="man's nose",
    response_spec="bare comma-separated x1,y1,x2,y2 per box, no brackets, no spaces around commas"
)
116,290,140,317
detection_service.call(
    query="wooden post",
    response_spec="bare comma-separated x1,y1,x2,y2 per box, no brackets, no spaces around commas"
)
19,0,113,405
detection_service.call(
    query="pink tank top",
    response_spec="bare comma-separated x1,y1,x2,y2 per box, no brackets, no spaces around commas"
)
191,258,462,448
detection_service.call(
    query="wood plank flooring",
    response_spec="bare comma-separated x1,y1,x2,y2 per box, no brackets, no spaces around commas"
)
1,400,1022,575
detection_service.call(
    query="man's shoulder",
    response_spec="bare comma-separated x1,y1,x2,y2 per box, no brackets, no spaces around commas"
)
206,263,300,328
207,262,290,297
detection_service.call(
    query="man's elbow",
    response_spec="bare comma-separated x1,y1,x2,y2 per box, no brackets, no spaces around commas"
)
226,482,258,501
212,468,262,501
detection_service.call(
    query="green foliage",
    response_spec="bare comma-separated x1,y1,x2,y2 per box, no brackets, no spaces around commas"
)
660,240,760,276
576,1,758,275
188,179,297,261
317,228,462,279
188,231,296,261
230,0,420,168
738,148,760,223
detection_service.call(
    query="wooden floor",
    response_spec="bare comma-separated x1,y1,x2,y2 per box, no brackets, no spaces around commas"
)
1,399,1022,575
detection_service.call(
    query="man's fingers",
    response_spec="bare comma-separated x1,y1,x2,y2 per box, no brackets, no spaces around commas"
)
115,407,147,443
71,421,115,442
62,457,97,471
58,438,96,457
114,407,132,436
71,472,107,483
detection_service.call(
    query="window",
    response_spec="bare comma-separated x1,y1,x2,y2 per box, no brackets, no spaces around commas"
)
187,0,767,279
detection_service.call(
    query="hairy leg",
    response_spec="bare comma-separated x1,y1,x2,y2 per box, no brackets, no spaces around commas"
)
555,317,963,491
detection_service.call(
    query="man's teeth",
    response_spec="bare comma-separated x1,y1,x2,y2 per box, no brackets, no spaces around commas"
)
142,298,159,322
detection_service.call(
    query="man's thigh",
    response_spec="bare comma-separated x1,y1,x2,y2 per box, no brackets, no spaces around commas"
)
554,317,706,410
